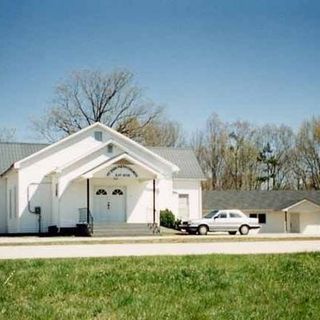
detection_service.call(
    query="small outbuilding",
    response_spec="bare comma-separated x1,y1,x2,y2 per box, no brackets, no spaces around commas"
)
203,190,320,234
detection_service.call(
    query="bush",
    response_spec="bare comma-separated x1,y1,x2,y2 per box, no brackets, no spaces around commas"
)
160,209,176,229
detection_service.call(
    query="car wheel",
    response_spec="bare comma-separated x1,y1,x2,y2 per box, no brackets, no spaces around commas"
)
198,225,208,236
239,225,250,235
228,231,237,235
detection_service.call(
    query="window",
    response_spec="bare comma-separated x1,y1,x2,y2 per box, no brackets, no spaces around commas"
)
204,210,219,218
94,131,103,141
230,212,242,218
107,144,113,153
96,189,107,195
218,212,227,219
112,189,123,195
258,213,266,224
250,213,266,224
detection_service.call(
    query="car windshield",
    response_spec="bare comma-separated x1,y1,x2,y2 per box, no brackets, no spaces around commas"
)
204,210,219,218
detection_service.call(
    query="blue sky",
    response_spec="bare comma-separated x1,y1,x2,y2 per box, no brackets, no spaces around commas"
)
0,0,319,141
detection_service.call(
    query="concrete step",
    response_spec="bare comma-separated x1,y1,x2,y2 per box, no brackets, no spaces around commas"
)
92,223,157,237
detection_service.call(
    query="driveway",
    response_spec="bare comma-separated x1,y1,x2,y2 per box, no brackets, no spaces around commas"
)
0,240,319,259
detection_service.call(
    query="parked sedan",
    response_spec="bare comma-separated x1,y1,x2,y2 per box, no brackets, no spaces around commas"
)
179,209,260,235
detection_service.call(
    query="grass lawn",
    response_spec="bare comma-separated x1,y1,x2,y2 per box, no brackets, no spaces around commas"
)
0,254,319,319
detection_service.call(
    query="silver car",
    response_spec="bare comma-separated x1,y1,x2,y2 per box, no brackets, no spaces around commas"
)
179,209,260,235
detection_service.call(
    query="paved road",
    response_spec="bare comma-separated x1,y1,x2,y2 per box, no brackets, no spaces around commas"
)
0,240,319,259
0,233,319,245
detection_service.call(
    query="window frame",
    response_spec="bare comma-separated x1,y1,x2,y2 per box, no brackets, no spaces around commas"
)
96,188,107,196
250,213,266,224
112,189,124,195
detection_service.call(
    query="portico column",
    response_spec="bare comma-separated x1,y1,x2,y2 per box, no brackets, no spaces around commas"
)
284,210,288,233
86,179,90,223
153,179,156,225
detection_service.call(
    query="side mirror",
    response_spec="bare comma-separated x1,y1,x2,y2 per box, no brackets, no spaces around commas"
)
214,216,218,220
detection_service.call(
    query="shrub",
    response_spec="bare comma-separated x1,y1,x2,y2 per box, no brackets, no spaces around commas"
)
174,219,182,230
160,209,176,229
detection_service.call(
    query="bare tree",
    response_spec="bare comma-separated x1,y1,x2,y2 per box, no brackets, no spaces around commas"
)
141,119,186,147
0,127,16,142
32,69,162,142
191,113,228,190
295,117,320,189
255,124,295,190
225,121,258,190
191,115,297,191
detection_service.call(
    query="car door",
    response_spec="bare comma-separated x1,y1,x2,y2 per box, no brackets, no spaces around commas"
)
211,212,228,231
228,212,243,230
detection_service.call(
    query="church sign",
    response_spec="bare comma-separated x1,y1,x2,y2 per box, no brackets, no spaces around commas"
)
107,165,138,178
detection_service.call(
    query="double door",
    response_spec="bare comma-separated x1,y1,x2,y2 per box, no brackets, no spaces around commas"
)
93,186,126,223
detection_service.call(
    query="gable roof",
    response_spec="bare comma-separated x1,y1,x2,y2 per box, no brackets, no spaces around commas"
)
0,142,48,175
0,143,204,180
148,147,205,180
203,190,320,211
13,123,179,172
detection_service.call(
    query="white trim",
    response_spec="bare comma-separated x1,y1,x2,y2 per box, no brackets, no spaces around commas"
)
14,123,102,169
282,199,320,212
93,185,127,223
14,122,179,172
173,178,207,182
97,123,179,171
53,138,172,176
54,140,112,173
81,153,162,179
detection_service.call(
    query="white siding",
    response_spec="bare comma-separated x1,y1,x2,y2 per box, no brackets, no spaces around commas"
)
59,180,86,227
173,180,202,220
6,172,19,233
3,124,202,232
294,211,320,234
0,178,7,233
243,211,285,233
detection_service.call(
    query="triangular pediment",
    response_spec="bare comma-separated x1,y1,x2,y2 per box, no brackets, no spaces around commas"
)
80,153,163,179
14,122,179,175
113,158,134,166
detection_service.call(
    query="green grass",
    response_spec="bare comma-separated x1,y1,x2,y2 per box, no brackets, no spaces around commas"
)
0,254,320,319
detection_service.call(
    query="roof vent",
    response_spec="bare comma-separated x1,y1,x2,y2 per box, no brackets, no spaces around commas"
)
94,131,103,141
107,144,113,153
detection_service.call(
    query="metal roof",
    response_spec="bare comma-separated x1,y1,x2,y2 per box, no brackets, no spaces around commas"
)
148,147,205,180
0,142,48,175
203,190,320,211
0,142,204,180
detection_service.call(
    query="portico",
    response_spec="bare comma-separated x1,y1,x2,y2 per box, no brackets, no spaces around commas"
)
80,153,162,226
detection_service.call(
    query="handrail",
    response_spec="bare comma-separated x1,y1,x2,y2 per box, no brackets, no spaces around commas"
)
78,208,94,234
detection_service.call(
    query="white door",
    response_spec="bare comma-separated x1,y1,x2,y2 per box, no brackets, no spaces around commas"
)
108,188,126,222
93,187,126,223
178,194,189,219
93,187,108,222
290,213,300,233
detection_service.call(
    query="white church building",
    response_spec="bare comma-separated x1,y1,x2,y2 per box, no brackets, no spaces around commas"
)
0,123,205,235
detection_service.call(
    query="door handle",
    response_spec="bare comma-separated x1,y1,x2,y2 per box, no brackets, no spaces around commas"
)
107,202,110,210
